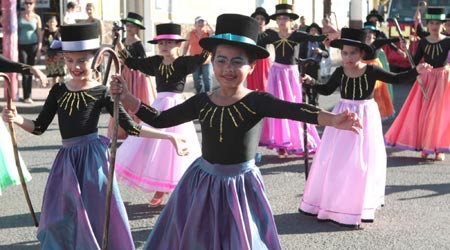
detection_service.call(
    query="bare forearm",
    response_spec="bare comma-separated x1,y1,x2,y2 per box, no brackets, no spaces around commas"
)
121,93,142,112
14,115,35,133
139,127,173,140
317,110,337,127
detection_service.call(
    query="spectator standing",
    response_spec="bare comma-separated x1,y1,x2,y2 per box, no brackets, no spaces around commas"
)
298,15,309,32
84,2,104,44
320,15,339,79
63,1,77,25
182,16,215,93
18,0,43,103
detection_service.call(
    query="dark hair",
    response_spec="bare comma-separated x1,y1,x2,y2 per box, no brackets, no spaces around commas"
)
67,1,76,9
211,45,257,65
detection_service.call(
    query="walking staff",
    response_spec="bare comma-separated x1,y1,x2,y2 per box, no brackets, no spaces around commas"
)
0,73,39,227
101,22,123,86
297,58,316,180
391,17,429,99
91,47,121,250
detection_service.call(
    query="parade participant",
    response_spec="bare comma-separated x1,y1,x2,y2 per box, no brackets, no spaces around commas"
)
385,7,450,161
0,57,46,195
115,23,206,206
247,6,271,92
41,16,66,85
182,16,215,93
110,13,363,249
298,22,328,105
1,23,188,249
299,28,432,228
362,21,399,120
108,12,156,139
0,55,47,84
258,3,324,157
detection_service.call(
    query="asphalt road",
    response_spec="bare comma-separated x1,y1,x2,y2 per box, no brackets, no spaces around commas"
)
0,81,449,250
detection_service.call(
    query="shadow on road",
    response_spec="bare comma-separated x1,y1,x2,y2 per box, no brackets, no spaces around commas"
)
0,213,41,229
0,241,39,250
385,183,450,200
125,202,164,221
275,212,358,234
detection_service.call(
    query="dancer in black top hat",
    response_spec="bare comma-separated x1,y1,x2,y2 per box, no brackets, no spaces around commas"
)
111,13,363,250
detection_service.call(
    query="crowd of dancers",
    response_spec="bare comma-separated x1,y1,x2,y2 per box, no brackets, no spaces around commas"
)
0,3,449,249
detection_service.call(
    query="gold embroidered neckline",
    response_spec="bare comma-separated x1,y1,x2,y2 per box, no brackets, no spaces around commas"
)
159,63,174,83
57,90,97,116
273,38,296,57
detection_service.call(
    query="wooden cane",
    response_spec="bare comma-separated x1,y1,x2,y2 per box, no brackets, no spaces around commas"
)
297,58,316,180
102,23,123,86
1,73,39,227
91,47,121,250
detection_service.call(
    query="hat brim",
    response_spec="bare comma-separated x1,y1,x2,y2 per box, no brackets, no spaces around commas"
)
199,37,269,59
306,25,322,35
330,39,373,55
269,13,299,21
121,18,146,29
147,39,186,44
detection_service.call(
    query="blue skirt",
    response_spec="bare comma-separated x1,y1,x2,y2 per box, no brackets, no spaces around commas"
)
37,133,134,250
144,157,281,250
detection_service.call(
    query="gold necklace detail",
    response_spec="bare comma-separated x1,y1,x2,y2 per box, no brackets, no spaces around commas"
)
57,91,97,116
158,63,174,83
424,43,444,60
273,38,295,57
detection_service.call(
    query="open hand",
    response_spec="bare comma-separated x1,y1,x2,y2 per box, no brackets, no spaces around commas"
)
169,133,190,156
333,109,362,134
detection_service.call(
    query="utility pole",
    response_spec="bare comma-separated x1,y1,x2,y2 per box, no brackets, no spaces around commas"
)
2,0,19,100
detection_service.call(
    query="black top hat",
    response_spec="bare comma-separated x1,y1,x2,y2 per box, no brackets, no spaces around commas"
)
366,9,384,23
199,14,269,59
121,12,145,29
270,4,299,21
147,23,186,44
446,12,450,21
59,23,100,52
362,21,380,36
425,7,447,21
251,7,270,25
306,23,322,35
330,28,373,55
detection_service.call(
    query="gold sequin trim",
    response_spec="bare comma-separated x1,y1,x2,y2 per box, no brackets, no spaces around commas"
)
273,38,295,57
57,91,97,116
141,104,158,114
227,108,238,127
158,63,174,82
127,125,141,136
233,105,244,121
300,108,320,114
424,43,444,60
364,74,368,91
219,107,224,142
239,102,257,114
353,78,356,100
200,106,213,123
358,77,363,98
209,107,218,128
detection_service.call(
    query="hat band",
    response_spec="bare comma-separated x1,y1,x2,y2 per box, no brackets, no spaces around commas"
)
62,38,100,51
363,25,377,31
276,9,293,14
425,13,445,20
211,33,256,45
340,38,363,44
125,17,143,26
153,34,183,41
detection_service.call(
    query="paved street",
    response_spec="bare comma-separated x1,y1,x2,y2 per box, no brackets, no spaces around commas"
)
0,80,449,250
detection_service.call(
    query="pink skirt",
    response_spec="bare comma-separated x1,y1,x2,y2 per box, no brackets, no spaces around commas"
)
385,66,450,154
246,57,271,92
115,92,201,193
299,99,386,226
107,66,157,140
259,62,320,154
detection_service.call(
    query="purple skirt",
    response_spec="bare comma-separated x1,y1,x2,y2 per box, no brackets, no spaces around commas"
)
37,133,134,250
144,157,281,250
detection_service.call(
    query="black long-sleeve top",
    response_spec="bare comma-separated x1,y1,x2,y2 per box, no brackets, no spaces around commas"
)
121,50,209,93
258,29,326,65
413,37,450,68
311,65,418,100
123,40,147,58
0,55,31,74
32,83,141,139
363,38,400,60
134,91,321,164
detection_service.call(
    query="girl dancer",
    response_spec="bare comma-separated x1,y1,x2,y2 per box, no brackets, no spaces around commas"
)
385,7,450,161
107,12,156,139
361,21,398,120
258,3,324,157
299,28,431,228
247,7,271,92
2,23,187,249
115,23,207,206
111,13,363,249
